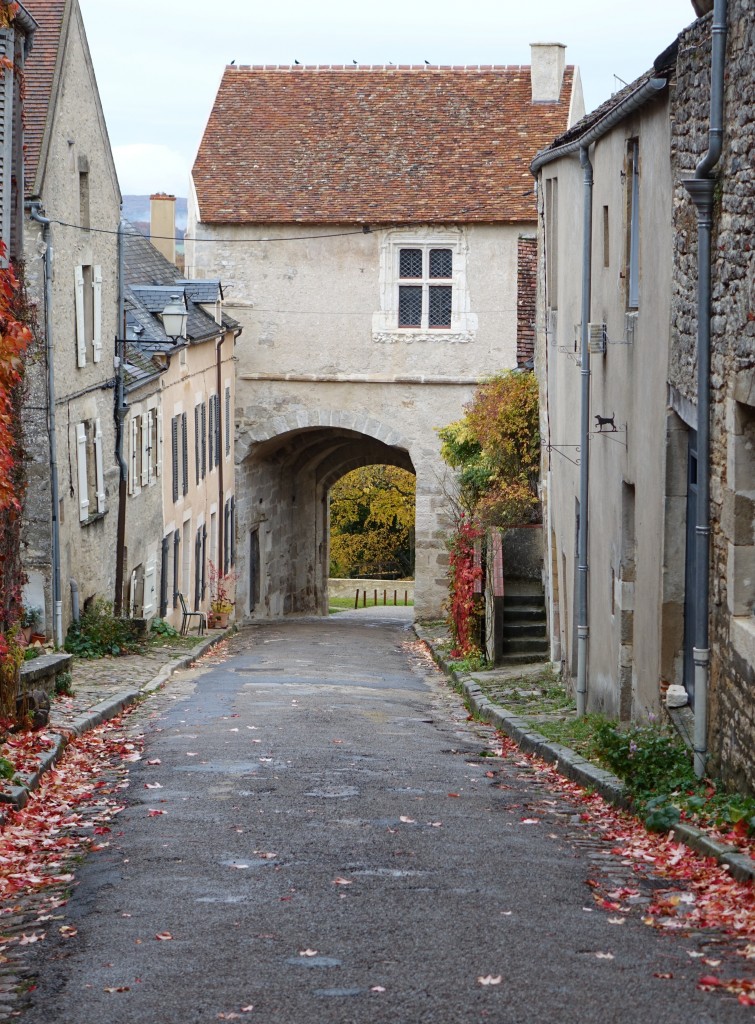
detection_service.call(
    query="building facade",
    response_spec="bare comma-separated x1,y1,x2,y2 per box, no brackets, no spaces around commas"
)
187,51,583,620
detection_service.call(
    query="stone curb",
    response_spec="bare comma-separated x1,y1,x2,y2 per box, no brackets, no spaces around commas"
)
414,624,755,884
0,628,232,813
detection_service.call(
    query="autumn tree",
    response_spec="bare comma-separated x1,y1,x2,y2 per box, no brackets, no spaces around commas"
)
438,370,540,528
329,466,416,579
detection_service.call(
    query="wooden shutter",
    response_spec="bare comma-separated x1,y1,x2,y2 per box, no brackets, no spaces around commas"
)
214,395,221,467
141,411,150,486
207,397,214,469
181,412,189,495
194,528,202,610
160,536,170,617
94,418,106,513
225,385,231,456
223,499,230,575
92,266,103,362
194,404,201,484
171,416,179,502
173,530,180,607
230,496,236,567
0,30,13,256
201,524,207,600
201,401,206,479
155,409,163,477
76,423,89,521
75,266,87,367
129,416,138,495
143,557,156,617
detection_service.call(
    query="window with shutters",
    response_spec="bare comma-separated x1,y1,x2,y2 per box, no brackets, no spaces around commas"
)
76,419,106,523
208,394,221,471
626,139,640,310
129,413,143,495
74,264,103,365
181,412,189,496
373,229,475,342
171,415,179,503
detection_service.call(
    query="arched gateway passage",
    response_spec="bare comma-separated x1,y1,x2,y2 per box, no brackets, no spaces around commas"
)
233,404,454,622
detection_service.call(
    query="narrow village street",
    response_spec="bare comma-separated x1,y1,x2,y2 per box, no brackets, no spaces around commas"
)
10,613,749,1023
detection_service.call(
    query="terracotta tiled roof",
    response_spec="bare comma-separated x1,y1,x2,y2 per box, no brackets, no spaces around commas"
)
22,0,67,195
193,65,576,225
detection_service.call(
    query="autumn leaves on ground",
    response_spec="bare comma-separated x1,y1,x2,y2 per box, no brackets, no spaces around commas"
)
0,689,753,1014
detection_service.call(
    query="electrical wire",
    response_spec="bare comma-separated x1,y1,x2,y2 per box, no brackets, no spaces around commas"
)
42,218,371,245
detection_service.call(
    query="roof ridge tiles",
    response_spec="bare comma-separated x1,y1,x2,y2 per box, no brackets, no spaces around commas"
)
231,63,534,72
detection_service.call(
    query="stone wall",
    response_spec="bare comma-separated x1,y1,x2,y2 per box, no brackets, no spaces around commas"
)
671,2,755,791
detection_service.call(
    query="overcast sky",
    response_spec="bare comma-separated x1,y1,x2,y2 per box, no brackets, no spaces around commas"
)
76,0,698,197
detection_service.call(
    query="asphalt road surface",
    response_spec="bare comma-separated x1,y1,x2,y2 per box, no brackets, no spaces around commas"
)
21,613,743,1023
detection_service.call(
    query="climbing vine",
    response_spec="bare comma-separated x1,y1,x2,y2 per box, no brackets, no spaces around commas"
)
447,516,482,658
0,244,33,631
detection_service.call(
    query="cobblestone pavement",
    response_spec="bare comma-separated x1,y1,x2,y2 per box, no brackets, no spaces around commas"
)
49,633,217,730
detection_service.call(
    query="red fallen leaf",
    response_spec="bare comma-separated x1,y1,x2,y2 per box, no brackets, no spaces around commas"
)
104,986,130,993
155,932,173,941
739,995,755,1006
654,972,673,979
333,877,353,886
485,771,495,778
698,975,723,989
59,925,78,937
93,826,111,835
447,793,460,798
146,759,161,766
18,933,45,945
147,810,166,817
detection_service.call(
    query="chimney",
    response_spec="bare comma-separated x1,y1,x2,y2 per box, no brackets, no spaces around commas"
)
150,193,176,264
530,43,566,103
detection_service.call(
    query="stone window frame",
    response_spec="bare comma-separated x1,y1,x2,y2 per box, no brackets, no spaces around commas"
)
372,227,477,344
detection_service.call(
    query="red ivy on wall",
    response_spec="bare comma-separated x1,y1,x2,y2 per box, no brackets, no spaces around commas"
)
0,245,33,629
447,516,482,658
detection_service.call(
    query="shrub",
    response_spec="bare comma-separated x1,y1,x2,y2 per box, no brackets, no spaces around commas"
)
64,599,141,658
592,718,695,798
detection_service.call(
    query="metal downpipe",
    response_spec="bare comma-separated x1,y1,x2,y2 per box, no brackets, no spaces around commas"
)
576,145,593,717
682,0,727,779
28,204,63,648
114,219,128,616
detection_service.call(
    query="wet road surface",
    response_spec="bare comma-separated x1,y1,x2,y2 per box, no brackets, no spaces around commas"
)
20,613,741,1023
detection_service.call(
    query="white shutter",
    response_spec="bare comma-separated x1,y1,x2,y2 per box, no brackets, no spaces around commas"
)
143,558,156,617
141,411,150,486
76,423,89,521
75,266,86,367
130,569,137,617
94,417,106,513
155,408,163,477
92,265,103,362
129,416,138,495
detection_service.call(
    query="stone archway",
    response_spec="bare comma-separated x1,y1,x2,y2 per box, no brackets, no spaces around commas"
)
236,415,417,619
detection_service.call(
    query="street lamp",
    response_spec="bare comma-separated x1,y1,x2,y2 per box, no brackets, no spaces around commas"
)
161,293,187,340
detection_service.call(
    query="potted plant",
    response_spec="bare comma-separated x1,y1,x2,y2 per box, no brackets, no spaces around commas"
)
208,562,238,629
19,605,42,644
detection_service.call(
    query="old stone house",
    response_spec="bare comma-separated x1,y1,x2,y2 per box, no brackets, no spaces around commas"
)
21,0,121,644
531,0,754,791
187,50,584,620
122,222,239,632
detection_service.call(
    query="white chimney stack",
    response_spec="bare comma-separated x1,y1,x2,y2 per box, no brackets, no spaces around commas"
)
530,43,566,103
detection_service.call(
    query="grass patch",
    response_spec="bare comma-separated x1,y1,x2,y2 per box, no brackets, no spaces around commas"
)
329,595,414,613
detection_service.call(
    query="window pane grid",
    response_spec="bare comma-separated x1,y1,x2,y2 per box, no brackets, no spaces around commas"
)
398,286,422,327
399,248,423,279
429,248,452,279
429,286,452,328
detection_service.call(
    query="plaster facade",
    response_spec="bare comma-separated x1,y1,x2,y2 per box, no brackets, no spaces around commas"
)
535,90,674,718
186,220,528,619
21,0,121,634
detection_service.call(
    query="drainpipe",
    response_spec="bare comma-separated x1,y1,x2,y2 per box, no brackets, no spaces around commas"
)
114,219,128,616
216,335,224,575
682,0,727,779
576,145,593,717
70,578,80,622
28,203,63,648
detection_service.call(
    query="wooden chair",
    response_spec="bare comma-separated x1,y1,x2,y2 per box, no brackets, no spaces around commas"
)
177,593,206,636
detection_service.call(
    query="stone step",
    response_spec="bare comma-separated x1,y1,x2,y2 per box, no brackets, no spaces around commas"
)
501,637,550,656
502,604,546,622
503,622,547,639
498,651,551,667
503,593,545,608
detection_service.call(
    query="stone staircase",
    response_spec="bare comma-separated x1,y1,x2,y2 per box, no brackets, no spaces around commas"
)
499,584,548,666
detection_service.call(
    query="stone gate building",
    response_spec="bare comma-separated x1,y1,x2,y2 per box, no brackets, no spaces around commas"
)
187,50,583,619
